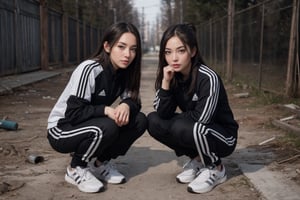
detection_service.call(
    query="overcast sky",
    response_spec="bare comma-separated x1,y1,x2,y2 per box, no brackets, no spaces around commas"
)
133,0,161,24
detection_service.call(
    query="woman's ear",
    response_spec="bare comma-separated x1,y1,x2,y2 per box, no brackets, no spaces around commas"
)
191,47,197,57
104,41,111,53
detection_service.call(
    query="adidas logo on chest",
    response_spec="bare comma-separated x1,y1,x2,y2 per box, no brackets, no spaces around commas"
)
98,90,106,96
192,93,199,101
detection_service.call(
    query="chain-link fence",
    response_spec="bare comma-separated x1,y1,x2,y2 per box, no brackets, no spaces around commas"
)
197,0,296,95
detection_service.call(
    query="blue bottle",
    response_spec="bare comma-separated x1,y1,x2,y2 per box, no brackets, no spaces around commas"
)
0,120,18,130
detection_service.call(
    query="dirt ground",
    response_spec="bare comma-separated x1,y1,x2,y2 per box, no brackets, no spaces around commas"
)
0,56,299,200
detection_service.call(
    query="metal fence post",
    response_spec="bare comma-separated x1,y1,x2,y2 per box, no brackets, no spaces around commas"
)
62,9,68,67
258,3,265,90
40,0,48,70
226,0,234,81
286,0,299,97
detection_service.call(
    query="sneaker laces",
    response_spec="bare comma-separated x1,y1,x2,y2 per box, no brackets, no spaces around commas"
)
196,167,207,176
75,167,93,183
195,165,223,178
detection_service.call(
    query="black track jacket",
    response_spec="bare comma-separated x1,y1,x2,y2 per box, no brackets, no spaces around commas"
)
47,60,141,129
153,64,238,137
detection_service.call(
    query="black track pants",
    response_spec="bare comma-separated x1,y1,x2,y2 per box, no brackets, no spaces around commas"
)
147,112,237,166
47,112,147,168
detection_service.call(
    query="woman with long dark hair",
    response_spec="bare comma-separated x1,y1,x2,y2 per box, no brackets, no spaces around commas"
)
147,23,238,194
47,22,147,193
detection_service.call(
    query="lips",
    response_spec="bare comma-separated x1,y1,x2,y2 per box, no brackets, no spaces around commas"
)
172,64,180,69
121,60,129,65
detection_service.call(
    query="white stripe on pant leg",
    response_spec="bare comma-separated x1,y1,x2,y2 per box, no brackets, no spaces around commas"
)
48,127,62,139
202,128,219,163
193,123,206,166
209,128,236,146
193,123,219,166
82,127,102,162
56,126,103,162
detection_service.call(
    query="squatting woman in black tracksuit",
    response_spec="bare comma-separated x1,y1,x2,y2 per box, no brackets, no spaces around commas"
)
147,23,239,194
47,22,147,193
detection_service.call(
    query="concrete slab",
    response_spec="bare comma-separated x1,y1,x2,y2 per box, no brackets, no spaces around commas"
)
239,163,300,200
0,70,60,95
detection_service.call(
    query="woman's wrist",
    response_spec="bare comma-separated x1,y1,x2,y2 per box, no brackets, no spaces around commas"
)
162,79,170,90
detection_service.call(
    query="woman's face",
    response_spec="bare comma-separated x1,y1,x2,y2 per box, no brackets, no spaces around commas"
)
164,36,195,77
105,32,137,70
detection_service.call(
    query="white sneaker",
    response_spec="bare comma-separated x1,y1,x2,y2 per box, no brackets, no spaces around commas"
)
187,165,227,193
176,159,203,183
65,166,104,193
89,161,126,184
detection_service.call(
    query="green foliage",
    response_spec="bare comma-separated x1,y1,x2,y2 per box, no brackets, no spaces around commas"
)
279,132,300,149
185,0,228,24
47,0,139,28
254,90,285,105
232,79,285,106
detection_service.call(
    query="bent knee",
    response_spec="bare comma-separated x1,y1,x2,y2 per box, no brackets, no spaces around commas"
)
169,118,194,134
147,112,162,126
136,112,148,130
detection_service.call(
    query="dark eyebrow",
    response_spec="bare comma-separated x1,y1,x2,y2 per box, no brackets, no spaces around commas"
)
177,46,186,49
117,41,137,48
117,42,126,45
165,46,185,50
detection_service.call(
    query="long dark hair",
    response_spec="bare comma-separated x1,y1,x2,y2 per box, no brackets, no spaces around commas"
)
155,23,205,94
93,22,142,101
